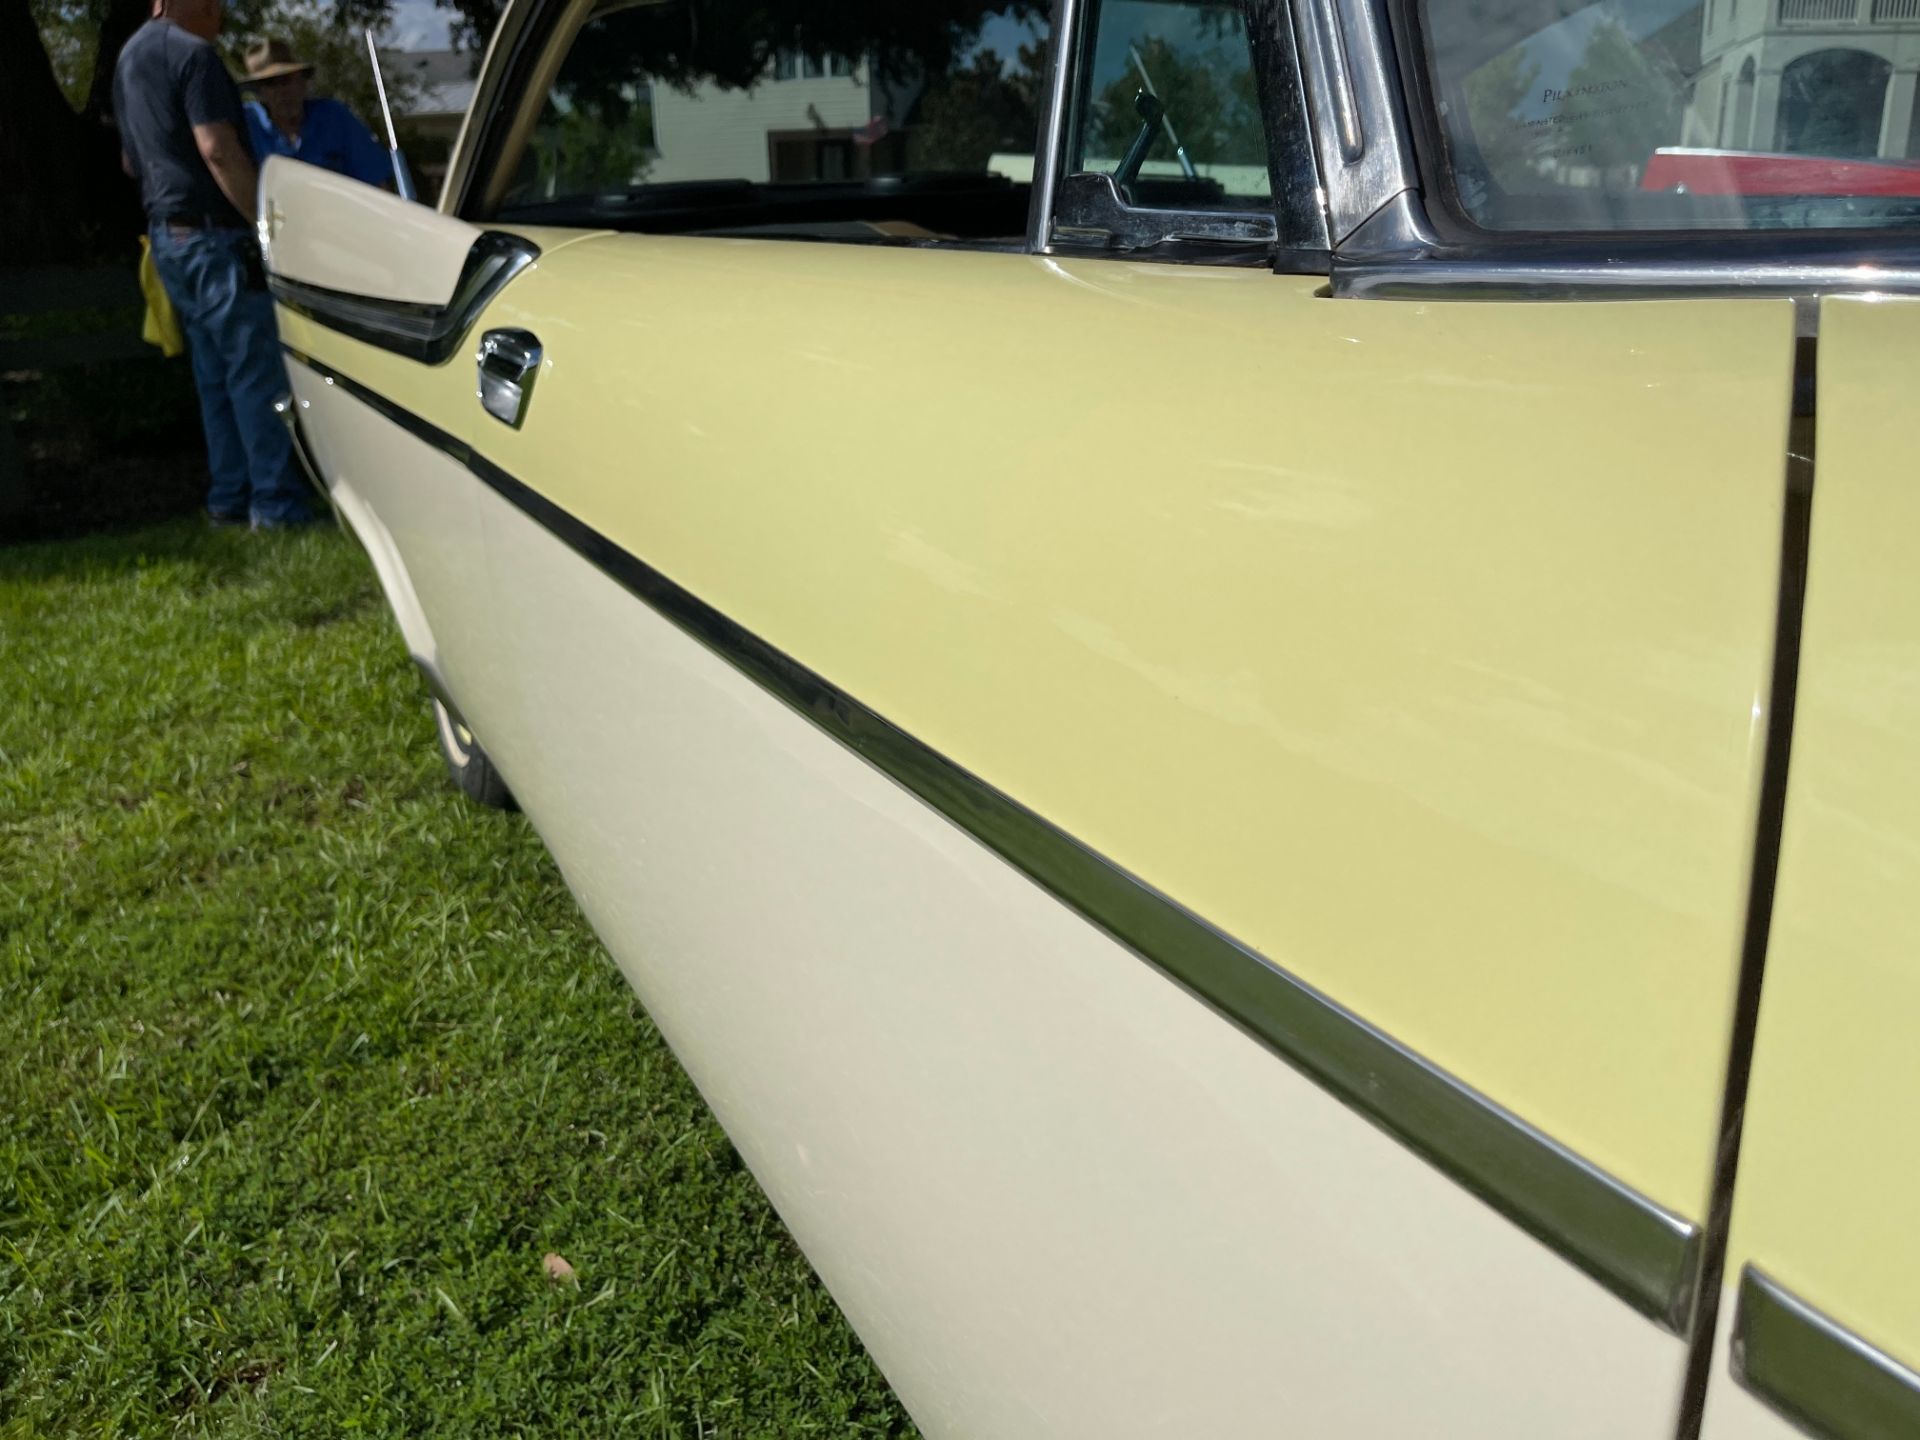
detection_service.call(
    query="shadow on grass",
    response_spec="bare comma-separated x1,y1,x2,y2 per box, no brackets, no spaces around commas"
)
2,358,207,547
0,512,263,588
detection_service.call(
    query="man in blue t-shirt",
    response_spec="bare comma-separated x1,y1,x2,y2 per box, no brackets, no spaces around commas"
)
241,39,393,189
113,0,315,528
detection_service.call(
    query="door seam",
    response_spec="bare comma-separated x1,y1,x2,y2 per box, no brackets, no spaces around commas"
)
1674,297,1819,1440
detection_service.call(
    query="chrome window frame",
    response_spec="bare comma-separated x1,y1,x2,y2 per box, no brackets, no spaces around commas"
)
1297,0,1920,296
1032,0,1332,267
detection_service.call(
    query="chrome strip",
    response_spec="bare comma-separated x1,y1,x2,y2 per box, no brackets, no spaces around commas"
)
282,344,1704,1332
1306,0,1364,163
1342,261,1920,302
1734,1268,1920,1438
268,231,540,366
1030,0,1085,254
1291,0,1418,244
1329,190,1920,301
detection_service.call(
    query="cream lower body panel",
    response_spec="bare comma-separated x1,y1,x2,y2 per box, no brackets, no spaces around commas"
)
287,362,491,700
1699,1385,1803,1440
441,479,1690,1438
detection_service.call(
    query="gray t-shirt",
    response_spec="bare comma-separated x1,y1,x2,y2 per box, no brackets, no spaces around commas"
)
113,20,249,225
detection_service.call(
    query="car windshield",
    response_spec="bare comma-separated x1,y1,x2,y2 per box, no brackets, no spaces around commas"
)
493,0,1049,244
1413,0,1920,230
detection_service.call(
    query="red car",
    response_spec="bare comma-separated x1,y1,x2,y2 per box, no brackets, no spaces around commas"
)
1642,146,1920,197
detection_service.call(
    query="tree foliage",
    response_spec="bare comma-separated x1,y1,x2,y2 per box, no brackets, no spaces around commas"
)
11,0,1048,261
516,95,655,200
1086,32,1263,168
12,0,412,262
1459,44,1542,193
1560,19,1682,179
906,40,1046,173
426,0,1047,86
233,0,422,135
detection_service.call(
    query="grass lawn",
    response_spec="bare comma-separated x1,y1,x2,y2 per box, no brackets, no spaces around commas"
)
0,519,916,1437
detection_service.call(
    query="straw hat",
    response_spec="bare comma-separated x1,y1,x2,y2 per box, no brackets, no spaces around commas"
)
244,38,314,83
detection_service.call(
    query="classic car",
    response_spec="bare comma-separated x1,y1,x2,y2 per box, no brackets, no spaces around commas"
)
258,0,1920,1432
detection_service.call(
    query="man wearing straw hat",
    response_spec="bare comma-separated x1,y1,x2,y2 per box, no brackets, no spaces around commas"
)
242,38,391,188
113,0,318,529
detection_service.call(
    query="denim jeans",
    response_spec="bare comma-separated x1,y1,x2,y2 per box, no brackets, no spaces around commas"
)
148,223,313,526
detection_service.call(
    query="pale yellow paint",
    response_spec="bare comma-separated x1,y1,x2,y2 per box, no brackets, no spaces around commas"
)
472,472,1693,1437
291,233,1797,1223
1709,295,1920,1379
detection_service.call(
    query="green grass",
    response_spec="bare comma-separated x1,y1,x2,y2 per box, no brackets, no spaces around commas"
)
0,519,917,1438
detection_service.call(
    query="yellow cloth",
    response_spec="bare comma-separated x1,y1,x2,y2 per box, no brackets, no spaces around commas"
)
138,236,185,358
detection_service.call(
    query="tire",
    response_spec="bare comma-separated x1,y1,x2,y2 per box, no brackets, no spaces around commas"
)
431,697,516,809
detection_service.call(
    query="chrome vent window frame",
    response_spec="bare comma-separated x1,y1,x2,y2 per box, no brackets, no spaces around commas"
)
1308,0,1920,297
1035,0,1332,267
1287,0,1420,246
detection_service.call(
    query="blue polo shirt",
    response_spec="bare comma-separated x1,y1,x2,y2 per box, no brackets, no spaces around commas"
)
244,97,392,188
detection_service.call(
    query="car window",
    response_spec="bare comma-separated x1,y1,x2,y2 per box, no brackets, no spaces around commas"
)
1415,0,1920,231
491,0,1049,245
1069,0,1275,211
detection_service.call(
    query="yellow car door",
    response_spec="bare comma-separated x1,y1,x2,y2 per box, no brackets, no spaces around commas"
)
275,0,1920,1429
386,0,1798,1431
1696,298,1920,1440
260,154,600,781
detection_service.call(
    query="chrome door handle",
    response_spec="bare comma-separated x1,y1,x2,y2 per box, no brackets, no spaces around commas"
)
477,328,541,428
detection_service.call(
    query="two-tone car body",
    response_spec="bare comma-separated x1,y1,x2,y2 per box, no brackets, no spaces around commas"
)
260,0,1920,1432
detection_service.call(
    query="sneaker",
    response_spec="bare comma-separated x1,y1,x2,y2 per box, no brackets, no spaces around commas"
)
208,510,248,528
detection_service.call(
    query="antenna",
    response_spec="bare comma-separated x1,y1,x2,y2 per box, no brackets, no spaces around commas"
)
365,30,418,201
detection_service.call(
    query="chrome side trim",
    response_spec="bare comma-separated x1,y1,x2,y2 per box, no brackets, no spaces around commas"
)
268,231,540,366
282,344,1704,1332
1329,164,1920,302
1733,1268,1920,1438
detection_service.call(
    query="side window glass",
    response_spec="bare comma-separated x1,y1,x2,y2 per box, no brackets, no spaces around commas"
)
493,0,1050,246
1417,0,1920,231
1071,0,1274,211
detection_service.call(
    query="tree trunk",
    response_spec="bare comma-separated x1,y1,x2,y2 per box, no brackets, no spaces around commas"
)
84,0,155,123
0,1,142,265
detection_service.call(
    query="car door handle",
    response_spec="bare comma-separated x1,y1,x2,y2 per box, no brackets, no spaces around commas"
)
477,328,541,428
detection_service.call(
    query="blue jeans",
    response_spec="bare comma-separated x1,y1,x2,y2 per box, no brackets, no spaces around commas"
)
148,223,313,526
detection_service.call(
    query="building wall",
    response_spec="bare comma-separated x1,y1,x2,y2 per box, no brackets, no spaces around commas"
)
1698,1,1920,154
649,70,878,184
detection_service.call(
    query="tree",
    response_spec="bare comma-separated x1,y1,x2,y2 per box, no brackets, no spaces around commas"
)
228,0,421,136
10,0,414,264
9,0,1046,263
428,0,1047,87
1086,33,1263,169
1459,45,1542,195
907,40,1045,173
1561,19,1683,182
